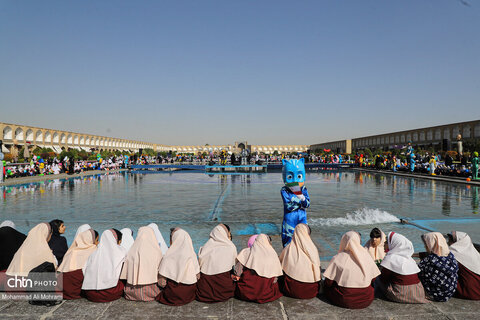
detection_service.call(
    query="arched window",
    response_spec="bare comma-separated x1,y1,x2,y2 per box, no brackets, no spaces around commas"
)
15,127,24,141
3,126,12,140
26,129,34,142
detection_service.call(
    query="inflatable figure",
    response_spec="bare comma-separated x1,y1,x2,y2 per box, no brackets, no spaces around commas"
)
406,142,413,164
281,158,310,247
409,153,416,172
472,152,479,180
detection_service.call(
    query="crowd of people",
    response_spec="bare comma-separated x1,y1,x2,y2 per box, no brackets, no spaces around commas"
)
358,151,479,179
2,155,127,179
2,149,478,181
1,220,479,308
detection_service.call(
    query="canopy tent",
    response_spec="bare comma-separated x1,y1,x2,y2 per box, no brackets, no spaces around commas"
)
2,144,10,153
52,146,63,154
34,144,48,150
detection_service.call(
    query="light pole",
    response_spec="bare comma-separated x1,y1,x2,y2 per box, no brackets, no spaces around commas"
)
0,140,4,183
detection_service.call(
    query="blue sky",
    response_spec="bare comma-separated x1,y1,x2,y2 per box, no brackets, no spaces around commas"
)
1,0,479,145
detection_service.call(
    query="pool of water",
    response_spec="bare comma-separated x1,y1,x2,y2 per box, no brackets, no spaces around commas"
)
1,170,479,259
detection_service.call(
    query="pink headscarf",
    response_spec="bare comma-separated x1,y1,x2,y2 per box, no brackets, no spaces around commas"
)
247,235,258,248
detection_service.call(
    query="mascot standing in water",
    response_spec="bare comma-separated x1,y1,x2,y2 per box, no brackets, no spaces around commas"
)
281,158,311,247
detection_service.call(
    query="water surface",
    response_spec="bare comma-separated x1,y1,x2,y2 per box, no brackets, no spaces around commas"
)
1,171,479,258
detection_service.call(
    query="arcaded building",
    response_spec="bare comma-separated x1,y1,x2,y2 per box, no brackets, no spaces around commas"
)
310,120,480,154
0,122,308,157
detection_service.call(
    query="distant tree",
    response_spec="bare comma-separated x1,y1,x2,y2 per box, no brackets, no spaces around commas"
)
464,138,480,153
143,148,156,156
364,148,373,159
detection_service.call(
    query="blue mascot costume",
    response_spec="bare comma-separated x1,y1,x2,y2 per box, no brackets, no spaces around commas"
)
281,158,310,247
409,152,416,172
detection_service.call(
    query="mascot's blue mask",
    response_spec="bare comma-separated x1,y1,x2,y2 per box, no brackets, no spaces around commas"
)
282,158,306,186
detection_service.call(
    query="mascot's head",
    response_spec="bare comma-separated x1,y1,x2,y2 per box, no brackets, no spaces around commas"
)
282,158,306,186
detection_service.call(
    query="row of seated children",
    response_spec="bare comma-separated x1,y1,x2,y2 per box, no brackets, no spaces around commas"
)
1,220,479,308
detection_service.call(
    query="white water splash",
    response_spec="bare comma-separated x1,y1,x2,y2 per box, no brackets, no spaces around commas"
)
310,208,400,227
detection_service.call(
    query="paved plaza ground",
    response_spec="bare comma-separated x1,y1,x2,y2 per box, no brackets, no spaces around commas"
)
1,294,479,320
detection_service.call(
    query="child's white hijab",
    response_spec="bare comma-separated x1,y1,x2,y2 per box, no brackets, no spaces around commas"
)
0,220,16,229
280,224,321,283
449,231,480,275
6,223,57,276
158,228,199,285
148,223,169,255
236,234,283,278
120,228,135,252
324,231,380,288
58,229,97,273
74,224,91,240
121,226,163,285
198,224,237,275
82,229,127,290
381,232,420,275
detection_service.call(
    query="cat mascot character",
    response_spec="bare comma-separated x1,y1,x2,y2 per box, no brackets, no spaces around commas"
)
281,158,310,247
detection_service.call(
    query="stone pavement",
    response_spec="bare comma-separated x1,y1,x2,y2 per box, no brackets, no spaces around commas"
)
0,295,479,320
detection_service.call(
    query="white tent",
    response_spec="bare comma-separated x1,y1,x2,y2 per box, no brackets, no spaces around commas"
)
52,146,63,154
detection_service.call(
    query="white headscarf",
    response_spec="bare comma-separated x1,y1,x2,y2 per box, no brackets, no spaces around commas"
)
148,223,169,255
121,226,163,285
6,223,57,276
74,224,91,240
82,229,127,290
0,220,16,229
198,224,237,275
280,224,321,283
422,232,450,257
381,232,420,275
323,231,380,288
58,229,97,273
120,228,135,252
236,234,283,278
449,231,480,275
158,228,200,285
364,230,386,261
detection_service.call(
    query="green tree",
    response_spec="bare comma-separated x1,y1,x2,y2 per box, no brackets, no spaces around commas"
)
464,138,480,153
143,148,156,156
364,148,373,160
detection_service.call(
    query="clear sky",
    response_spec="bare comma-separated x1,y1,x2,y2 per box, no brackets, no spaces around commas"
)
1,0,479,145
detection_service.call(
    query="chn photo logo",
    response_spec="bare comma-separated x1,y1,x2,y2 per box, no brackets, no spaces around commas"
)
7,276,34,289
